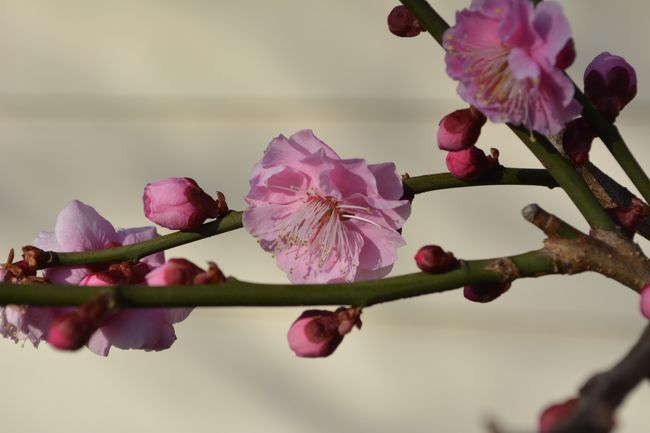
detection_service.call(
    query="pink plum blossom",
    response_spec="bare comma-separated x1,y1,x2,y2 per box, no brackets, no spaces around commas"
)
143,177,221,230
444,0,580,135
0,200,192,356
145,258,204,286
243,130,411,283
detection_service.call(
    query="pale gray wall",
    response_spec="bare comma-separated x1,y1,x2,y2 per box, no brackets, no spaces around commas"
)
0,1,648,432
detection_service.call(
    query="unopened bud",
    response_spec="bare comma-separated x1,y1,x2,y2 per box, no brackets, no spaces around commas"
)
584,52,637,122
539,398,578,433
146,258,204,286
562,117,594,167
47,295,112,351
437,107,487,151
193,261,227,284
463,282,511,303
287,307,361,358
143,177,221,231
608,198,649,239
446,146,498,181
387,5,423,37
79,270,126,287
415,245,457,273
554,38,576,70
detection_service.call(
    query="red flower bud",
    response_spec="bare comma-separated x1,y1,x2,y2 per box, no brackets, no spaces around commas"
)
145,258,204,286
562,117,594,167
641,284,650,319
287,307,361,358
463,282,511,303
445,146,498,181
539,398,578,433
387,5,423,38
437,107,487,151
584,52,637,122
415,245,457,273
554,38,576,70
143,177,223,231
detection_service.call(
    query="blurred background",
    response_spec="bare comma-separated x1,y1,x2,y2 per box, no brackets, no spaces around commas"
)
0,1,649,432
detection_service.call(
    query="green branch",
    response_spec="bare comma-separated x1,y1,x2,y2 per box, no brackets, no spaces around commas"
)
41,167,556,268
574,89,650,205
0,250,555,307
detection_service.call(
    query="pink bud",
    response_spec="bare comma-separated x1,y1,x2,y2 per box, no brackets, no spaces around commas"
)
446,146,497,181
554,38,576,70
562,117,594,167
287,307,361,358
145,258,204,286
48,313,92,351
387,5,423,37
143,177,220,230
539,398,578,433
463,282,511,303
437,108,486,151
584,52,637,122
641,285,650,319
415,245,457,273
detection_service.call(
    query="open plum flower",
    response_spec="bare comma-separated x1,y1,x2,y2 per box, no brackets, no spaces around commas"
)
0,200,191,356
444,0,581,135
243,130,411,283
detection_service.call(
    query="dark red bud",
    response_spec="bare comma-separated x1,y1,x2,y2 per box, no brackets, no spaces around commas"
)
415,245,457,273
554,38,576,70
562,118,594,167
463,282,511,303
539,398,578,433
387,5,423,37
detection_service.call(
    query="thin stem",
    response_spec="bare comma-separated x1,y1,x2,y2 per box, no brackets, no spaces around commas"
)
43,167,557,268
574,89,650,204
0,250,555,307
510,127,616,230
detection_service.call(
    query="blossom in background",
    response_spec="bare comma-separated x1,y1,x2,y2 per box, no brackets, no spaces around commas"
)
0,200,192,356
444,0,580,135
641,285,650,319
243,130,411,283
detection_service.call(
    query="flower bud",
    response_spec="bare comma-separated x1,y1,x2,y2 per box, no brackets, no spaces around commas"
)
193,261,227,285
387,5,423,37
641,284,650,319
145,258,204,286
48,313,92,351
437,108,486,151
608,198,649,239
47,295,112,351
143,177,222,231
539,398,578,433
463,282,511,303
415,245,457,273
562,117,594,167
287,307,361,358
584,52,637,122
554,38,576,70
445,146,498,181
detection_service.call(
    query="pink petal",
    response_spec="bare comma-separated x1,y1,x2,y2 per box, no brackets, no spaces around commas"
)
116,226,165,268
289,130,340,160
368,163,405,201
88,309,177,356
531,1,572,65
509,48,540,80
54,200,118,252
32,231,60,252
499,0,535,48
43,266,89,285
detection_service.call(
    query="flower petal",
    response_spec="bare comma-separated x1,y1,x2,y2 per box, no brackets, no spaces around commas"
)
54,200,118,251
